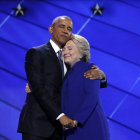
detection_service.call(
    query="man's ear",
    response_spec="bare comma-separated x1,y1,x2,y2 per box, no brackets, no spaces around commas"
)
48,26,53,34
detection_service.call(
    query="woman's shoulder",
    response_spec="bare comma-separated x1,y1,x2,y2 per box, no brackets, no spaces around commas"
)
84,62,95,71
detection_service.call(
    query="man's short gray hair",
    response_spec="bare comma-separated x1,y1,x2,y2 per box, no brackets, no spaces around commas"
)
70,34,90,62
52,16,73,27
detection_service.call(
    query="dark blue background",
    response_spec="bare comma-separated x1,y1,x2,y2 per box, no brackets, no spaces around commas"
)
0,0,140,139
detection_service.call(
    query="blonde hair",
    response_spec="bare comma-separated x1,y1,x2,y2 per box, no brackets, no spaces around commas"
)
70,34,90,62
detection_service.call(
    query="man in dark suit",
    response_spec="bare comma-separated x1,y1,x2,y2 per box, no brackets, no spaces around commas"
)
17,16,106,140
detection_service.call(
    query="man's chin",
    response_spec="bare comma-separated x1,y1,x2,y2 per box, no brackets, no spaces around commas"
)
60,38,69,44
60,42,67,48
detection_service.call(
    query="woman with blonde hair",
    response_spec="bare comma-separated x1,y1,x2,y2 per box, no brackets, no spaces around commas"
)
61,34,110,140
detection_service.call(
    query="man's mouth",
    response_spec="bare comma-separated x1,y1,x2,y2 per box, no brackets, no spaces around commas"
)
61,35,67,38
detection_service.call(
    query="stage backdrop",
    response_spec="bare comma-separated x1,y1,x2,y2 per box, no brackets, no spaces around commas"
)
0,0,140,139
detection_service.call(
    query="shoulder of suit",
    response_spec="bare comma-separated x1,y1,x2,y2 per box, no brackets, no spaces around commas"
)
32,44,46,51
28,41,50,51
26,43,47,58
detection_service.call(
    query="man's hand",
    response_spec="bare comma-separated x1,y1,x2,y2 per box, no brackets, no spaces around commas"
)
25,83,32,93
63,120,78,131
59,115,76,129
84,65,105,80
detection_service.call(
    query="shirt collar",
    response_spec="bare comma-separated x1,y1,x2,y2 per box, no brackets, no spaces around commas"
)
50,39,61,53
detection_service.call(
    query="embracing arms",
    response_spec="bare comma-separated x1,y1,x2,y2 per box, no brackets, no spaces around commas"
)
84,65,107,88
25,48,76,128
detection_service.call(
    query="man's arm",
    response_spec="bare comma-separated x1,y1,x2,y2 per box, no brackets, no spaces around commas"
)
25,48,75,128
84,65,107,88
25,48,62,120
25,82,76,128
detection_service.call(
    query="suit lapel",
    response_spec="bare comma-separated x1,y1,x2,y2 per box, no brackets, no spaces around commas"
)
45,41,62,78
62,64,71,83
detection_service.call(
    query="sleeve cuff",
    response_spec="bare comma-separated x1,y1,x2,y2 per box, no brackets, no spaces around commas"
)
56,113,65,120
101,76,106,83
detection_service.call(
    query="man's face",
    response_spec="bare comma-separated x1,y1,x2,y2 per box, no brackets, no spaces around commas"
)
49,18,73,48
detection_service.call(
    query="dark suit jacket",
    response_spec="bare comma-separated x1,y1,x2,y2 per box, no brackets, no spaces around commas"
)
18,41,64,138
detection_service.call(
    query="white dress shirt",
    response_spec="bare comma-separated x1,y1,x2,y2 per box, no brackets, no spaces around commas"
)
50,39,66,120
50,40,67,76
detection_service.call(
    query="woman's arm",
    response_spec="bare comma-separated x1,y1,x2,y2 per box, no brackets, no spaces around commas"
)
73,78,100,125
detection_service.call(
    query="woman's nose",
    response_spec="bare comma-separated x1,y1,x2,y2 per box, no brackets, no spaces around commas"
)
62,49,67,55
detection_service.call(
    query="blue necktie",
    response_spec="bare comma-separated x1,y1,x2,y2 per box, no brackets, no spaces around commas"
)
57,50,64,78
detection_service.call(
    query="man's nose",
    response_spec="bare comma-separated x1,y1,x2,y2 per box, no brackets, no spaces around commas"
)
63,28,68,34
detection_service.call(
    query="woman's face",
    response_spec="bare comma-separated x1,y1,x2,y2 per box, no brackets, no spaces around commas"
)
62,40,82,67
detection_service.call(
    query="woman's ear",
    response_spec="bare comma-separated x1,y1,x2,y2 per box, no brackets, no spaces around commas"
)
48,26,53,34
80,53,83,59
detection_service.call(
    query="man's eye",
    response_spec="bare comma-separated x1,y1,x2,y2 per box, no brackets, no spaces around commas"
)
68,28,72,31
69,48,72,50
60,25,64,28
